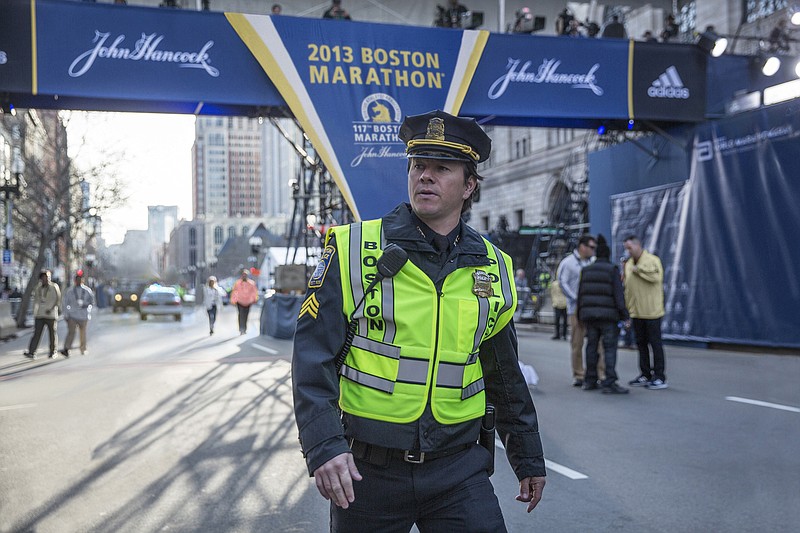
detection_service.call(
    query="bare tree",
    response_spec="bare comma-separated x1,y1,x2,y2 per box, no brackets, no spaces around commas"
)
10,110,127,327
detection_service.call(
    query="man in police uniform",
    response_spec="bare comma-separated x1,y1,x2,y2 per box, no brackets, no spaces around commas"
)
292,110,546,531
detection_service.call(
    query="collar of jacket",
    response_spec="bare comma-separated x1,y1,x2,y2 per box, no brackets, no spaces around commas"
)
381,203,490,267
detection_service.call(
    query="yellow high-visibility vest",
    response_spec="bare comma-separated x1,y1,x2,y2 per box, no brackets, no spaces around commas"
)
331,219,517,425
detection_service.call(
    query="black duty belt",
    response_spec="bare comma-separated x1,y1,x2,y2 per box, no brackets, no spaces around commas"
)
349,438,470,466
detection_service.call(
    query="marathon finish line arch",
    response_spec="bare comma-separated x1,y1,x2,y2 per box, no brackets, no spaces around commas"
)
0,0,708,220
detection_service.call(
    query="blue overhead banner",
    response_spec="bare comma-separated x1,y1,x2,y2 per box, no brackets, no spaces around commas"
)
0,0,709,220
609,102,800,348
462,33,630,121
34,1,283,112
226,13,486,220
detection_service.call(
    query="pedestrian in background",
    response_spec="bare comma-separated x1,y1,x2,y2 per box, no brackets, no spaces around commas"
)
322,0,351,20
292,110,546,531
623,235,668,390
60,271,94,357
576,235,630,394
203,276,225,336
557,234,605,386
550,276,568,340
230,269,258,335
24,270,62,359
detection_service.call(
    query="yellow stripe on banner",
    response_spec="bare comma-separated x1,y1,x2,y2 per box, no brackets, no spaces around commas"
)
31,0,38,94
451,30,489,115
225,13,360,220
627,40,634,120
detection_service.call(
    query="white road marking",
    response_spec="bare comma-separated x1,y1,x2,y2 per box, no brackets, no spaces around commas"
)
0,403,38,411
544,459,589,480
496,437,588,479
725,396,800,413
252,343,278,355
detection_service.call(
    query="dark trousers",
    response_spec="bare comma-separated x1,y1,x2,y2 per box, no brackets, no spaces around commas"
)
553,307,567,338
29,317,57,355
331,443,506,533
236,304,251,333
585,321,619,386
621,322,636,347
207,305,217,331
633,318,666,381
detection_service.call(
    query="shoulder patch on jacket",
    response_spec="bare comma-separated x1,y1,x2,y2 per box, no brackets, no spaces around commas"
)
308,245,336,289
299,293,320,320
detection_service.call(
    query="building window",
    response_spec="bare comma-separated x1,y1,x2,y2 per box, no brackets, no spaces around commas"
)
515,209,524,229
189,227,197,246
242,225,250,236
214,226,223,245
228,226,236,239
482,215,490,231
744,0,787,23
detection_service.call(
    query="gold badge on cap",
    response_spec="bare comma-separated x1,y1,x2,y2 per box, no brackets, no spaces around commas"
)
426,117,445,141
472,270,494,298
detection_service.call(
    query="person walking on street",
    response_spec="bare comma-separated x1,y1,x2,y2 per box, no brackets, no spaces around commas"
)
557,234,605,386
576,235,630,394
59,271,94,357
292,110,546,532
550,276,568,339
623,235,668,390
24,270,62,359
230,270,258,335
203,276,226,335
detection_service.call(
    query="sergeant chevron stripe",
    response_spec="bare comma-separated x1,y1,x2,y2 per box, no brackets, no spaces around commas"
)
299,293,320,319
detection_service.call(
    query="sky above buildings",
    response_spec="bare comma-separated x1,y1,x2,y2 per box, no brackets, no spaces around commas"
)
66,111,195,245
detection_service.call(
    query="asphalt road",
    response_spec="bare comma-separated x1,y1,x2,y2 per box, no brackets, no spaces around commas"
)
0,307,797,532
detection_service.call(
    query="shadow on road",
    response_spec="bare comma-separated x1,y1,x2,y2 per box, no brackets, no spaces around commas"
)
8,355,325,532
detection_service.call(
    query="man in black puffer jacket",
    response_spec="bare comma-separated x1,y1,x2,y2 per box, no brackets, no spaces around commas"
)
576,234,630,394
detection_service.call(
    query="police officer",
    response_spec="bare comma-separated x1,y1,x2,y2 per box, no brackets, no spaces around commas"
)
292,110,546,531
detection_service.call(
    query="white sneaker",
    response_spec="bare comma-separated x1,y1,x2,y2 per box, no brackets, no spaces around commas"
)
645,379,668,390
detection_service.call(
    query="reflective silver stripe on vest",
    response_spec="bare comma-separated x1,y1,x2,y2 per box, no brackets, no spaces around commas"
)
348,223,368,332
340,364,395,393
466,351,480,365
461,377,485,400
351,335,401,359
492,244,514,317
436,362,465,388
396,358,428,384
472,297,490,354
380,223,399,344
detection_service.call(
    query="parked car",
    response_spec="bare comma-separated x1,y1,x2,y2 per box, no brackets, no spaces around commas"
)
113,281,144,313
139,286,183,321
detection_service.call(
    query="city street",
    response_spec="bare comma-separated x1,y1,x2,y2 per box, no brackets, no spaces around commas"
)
1,307,798,532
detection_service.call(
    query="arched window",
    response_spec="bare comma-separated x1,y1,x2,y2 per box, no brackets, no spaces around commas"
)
189,227,197,246
228,226,236,239
214,226,223,245
242,226,250,236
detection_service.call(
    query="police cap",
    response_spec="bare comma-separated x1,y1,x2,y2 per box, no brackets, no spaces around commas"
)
398,110,491,164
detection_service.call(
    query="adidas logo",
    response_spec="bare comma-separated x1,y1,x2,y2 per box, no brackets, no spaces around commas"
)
647,66,690,99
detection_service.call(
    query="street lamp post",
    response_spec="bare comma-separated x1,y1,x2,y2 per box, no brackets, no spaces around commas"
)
248,235,263,289
196,260,206,305
1,151,24,290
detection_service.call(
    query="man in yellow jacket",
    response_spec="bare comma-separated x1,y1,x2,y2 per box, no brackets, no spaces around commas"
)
622,235,668,390
292,110,546,531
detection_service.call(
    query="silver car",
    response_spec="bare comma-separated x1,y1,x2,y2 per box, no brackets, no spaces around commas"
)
139,286,183,322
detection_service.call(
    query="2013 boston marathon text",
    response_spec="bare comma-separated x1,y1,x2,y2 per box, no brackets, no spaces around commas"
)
307,44,444,88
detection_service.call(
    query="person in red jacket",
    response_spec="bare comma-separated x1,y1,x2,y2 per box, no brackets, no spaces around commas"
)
230,270,259,334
